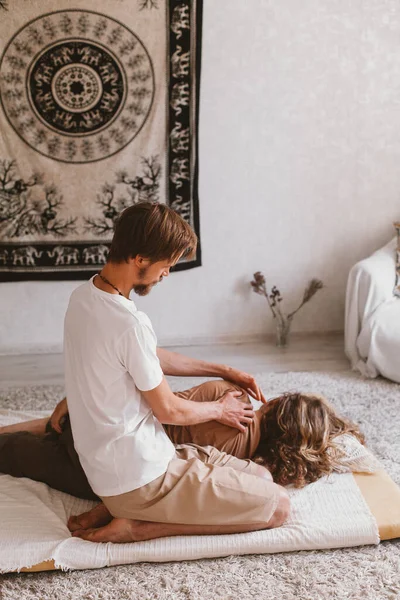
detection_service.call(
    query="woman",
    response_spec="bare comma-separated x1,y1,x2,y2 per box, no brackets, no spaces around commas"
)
0,379,364,502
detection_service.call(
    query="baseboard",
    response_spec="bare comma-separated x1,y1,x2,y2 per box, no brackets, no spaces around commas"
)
0,331,343,356
157,330,343,348
158,332,270,347
0,343,63,356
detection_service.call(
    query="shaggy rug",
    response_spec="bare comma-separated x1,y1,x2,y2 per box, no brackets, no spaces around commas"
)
0,370,400,600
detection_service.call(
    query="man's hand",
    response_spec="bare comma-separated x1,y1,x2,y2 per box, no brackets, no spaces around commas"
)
50,397,69,434
224,368,267,403
217,390,255,432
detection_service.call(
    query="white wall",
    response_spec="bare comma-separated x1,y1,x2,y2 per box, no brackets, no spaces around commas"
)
1,0,400,354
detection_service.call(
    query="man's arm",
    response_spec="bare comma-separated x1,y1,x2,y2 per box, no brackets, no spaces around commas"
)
156,347,228,378
156,347,266,403
50,384,253,433
142,377,254,432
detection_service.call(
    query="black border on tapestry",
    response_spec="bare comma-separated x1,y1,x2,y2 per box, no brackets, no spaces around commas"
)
171,0,202,274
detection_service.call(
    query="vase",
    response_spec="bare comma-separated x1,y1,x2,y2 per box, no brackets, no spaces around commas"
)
276,317,292,347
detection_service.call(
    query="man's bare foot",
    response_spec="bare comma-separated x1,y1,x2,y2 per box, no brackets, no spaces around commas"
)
71,517,275,544
68,503,112,532
71,518,150,543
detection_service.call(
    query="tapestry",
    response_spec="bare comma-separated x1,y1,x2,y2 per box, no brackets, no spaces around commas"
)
0,0,202,280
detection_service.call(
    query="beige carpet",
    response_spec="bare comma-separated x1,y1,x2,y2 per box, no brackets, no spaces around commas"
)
1,371,400,600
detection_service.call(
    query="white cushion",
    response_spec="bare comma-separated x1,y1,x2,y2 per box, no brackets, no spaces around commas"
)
345,237,400,383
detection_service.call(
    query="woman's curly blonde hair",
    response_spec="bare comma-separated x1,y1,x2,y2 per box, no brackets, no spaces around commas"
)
254,392,365,488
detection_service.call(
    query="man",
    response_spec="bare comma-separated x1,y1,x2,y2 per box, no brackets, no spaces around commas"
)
33,202,291,543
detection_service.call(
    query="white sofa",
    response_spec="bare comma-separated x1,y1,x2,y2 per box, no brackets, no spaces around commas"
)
345,237,400,383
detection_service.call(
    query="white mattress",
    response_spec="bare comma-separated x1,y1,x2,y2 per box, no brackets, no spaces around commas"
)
0,409,380,573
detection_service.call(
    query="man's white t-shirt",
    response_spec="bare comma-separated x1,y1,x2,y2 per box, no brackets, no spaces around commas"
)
64,276,176,497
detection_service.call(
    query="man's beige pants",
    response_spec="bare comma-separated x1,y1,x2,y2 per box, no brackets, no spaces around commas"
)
101,443,279,526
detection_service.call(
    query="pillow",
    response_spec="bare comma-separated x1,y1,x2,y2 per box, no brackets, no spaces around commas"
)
331,433,382,474
394,222,400,298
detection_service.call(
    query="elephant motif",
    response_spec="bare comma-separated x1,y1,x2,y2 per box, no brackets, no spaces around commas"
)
11,246,43,266
170,196,191,221
171,46,190,79
47,245,80,266
171,4,190,40
83,244,109,264
170,158,190,189
0,249,8,265
170,122,190,154
170,82,189,116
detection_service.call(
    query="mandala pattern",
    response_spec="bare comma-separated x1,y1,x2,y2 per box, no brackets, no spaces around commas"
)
0,10,154,163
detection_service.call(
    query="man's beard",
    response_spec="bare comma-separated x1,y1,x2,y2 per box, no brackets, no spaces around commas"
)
133,284,152,296
133,268,163,296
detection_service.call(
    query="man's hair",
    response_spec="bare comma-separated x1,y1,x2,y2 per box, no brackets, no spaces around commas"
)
108,202,198,264
254,392,365,488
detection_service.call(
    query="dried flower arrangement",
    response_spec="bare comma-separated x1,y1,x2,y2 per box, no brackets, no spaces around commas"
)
250,272,324,347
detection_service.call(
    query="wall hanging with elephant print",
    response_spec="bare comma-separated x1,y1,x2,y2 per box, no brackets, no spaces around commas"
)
0,0,202,280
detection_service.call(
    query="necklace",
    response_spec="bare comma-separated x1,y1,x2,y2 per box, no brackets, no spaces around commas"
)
97,272,126,298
